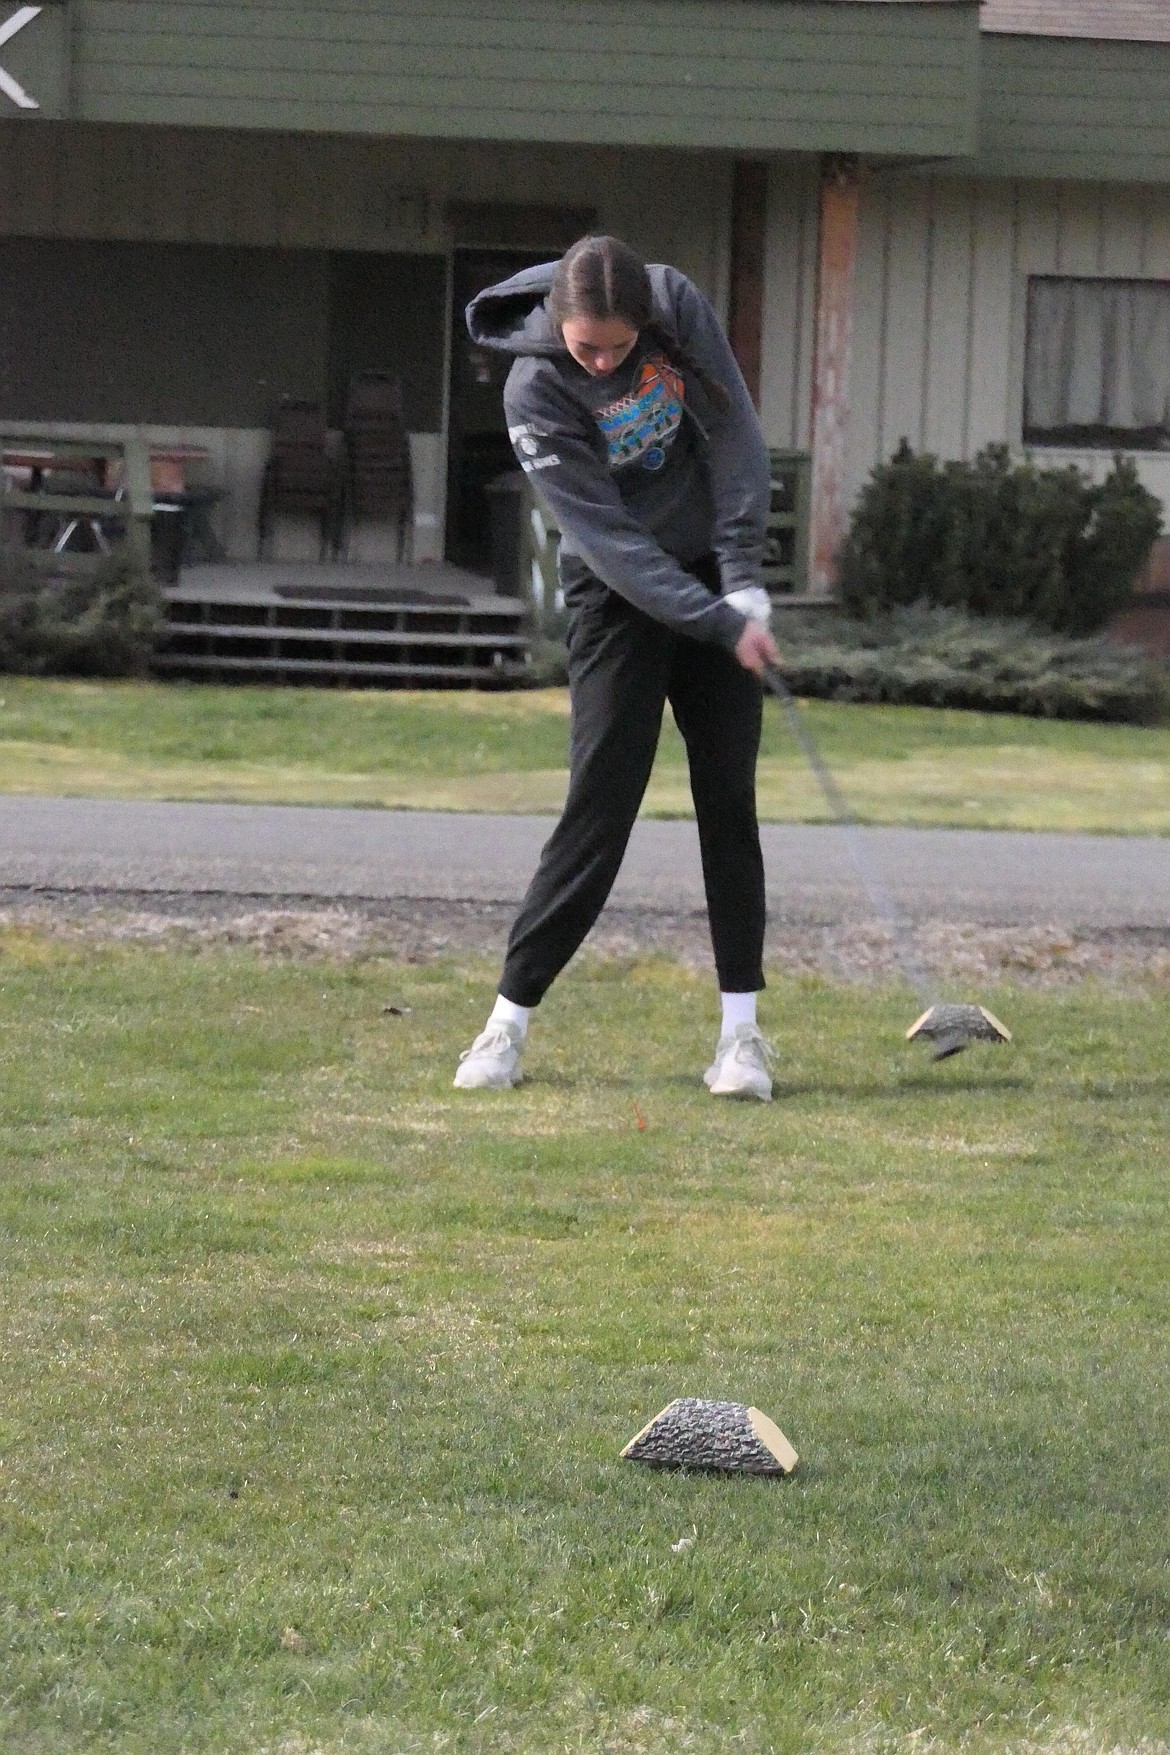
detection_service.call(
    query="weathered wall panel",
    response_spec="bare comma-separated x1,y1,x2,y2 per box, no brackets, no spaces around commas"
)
921,179,976,459
1055,183,1105,276
1143,200,1170,277
963,180,1016,454
874,178,933,461
1101,188,1152,276
0,0,983,155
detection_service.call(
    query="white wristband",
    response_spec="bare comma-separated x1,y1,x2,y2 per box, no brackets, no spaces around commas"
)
723,586,773,629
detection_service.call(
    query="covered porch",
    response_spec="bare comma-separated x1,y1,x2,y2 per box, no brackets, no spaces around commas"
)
0,0,982,659
0,117,741,579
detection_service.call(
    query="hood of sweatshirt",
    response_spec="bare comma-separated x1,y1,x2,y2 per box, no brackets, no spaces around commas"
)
465,261,564,357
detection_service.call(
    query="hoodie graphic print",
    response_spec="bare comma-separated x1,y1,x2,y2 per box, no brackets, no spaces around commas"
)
596,355,684,473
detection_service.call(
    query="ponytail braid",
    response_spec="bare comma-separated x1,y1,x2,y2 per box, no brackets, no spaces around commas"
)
550,235,732,416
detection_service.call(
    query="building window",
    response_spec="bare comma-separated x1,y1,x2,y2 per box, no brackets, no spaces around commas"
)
1024,276,1170,451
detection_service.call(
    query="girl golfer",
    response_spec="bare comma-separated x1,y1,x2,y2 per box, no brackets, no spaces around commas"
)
454,234,780,1099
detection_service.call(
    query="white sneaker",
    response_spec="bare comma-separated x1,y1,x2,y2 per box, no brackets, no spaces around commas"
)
704,1023,776,1101
453,1021,524,1090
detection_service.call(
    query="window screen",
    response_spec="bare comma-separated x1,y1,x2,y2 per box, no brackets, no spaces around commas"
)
1024,277,1170,450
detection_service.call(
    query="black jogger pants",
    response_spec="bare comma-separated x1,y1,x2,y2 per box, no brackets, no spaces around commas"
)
498,560,766,1007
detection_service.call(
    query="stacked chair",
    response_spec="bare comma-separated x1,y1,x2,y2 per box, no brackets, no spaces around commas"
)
257,398,345,561
342,371,413,562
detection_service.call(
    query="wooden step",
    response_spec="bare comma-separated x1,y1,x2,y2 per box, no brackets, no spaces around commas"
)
153,651,529,685
155,583,531,686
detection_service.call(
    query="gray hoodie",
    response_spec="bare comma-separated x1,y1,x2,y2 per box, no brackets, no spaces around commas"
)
465,261,770,652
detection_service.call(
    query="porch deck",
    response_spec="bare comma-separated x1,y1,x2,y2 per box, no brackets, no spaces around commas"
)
156,561,531,687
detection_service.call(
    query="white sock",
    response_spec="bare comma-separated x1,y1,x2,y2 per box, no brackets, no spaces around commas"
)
489,994,530,1037
720,991,758,1035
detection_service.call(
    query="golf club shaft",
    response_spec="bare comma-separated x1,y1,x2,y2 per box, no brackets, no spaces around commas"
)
761,663,935,1010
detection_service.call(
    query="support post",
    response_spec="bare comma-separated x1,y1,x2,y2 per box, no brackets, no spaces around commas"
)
727,160,768,410
808,155,861,596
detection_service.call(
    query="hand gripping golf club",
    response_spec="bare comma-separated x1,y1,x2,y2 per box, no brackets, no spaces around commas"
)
762,664,1011,1061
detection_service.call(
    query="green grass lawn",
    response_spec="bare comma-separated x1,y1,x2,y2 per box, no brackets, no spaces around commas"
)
2,677,1169,832
2,932,1169,1753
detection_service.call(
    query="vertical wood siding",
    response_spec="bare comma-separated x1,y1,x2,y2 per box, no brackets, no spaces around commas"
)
759,162,817,452
963,181,1016,457
761,169,1170,513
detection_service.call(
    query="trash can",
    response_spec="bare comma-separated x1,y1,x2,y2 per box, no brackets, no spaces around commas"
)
484,471,526,596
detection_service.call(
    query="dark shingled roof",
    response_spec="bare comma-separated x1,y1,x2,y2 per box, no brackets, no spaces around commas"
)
980,0,1170,41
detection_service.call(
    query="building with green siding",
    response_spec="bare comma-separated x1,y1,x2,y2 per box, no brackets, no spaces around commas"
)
1,0,1168,585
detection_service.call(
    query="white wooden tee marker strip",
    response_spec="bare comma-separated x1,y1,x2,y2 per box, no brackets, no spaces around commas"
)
0,6,42,110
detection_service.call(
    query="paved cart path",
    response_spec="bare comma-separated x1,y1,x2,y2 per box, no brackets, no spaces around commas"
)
0,796,1166,928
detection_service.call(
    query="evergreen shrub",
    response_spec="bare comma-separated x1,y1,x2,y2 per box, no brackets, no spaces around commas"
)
777,605,1167,724
837,442,1163,635
0,551,162,677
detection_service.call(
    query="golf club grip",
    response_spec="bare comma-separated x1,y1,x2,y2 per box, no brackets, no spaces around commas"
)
761,663,934,1008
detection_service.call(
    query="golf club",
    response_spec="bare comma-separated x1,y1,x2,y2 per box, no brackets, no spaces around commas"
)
762,663,1011,1061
